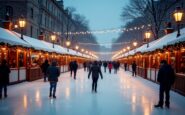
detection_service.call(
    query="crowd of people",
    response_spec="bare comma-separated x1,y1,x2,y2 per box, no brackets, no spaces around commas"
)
0,58,176,109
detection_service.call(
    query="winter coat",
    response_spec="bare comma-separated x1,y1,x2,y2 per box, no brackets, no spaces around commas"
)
73,62,78,71
69,61,74,70
132,63,137,71
103,62,107,67
88,65,103,79
0,65,10,85
157,64,175,88
41,62,49,74
47,66,60,82
108,63,112,69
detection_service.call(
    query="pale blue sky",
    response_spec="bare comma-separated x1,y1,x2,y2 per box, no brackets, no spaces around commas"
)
63,0,129,47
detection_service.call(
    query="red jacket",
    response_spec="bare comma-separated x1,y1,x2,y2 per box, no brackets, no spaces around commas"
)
108,63,112,69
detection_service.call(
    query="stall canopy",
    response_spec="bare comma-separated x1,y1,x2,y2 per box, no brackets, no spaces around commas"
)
12,32,54,52
0,27,31,47
120,28,185,59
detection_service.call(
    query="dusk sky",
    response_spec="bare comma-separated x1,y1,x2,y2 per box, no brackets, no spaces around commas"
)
64,0,129,47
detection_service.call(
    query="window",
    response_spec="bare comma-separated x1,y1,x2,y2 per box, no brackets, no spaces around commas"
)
31,8,34,19
30,26,33,37
5,6,13,20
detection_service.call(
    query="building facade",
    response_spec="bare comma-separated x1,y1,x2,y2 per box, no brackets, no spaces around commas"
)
0,0,75,44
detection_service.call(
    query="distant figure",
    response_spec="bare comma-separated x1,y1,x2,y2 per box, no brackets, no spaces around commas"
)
117,62,120,70
73,61,78,80
41,60,50,82
154,60,175,109
113,62,118,74
103,61,108,72
132,61,137,77
0,60,10,99
108,62,113,74
88,61,103,93
124,62,127,71
69,61,74,77
83,62,87,71
47,61,60,98
99,61,102,68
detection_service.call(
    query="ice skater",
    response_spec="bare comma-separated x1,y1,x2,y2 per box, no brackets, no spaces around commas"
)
0,60,10,99
154,60,175,109
47,61,60,98
88,61,103,93
132,61,137,77
41,59,50,82
73,61,78,80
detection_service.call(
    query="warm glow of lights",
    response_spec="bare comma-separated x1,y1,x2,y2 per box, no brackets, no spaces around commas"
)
81,49,84,52
65,40,71,47
51,35,56,41
145,31,151,39
1,47,6,51
23,95,28,109
133,42,138,47
14,24,18,28
173,7,184,22
19,16,26,28
127,46,130,50
75,45,79,50
17,49,21,52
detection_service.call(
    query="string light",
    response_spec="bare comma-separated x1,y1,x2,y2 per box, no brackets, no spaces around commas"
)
64,24,151,35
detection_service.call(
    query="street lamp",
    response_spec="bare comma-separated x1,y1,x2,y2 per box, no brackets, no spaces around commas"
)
145,30,151,48
173,6,184,37
19,16,26,39
65,40,71,47
51,35,56,48
75,45,79,50
127,46,130,50
133,41,138,52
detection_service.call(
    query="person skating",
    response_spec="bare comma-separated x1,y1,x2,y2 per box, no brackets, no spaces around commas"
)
108,62,113,74
41,60,50,82
132,61,137,77
47,61,60,98
73,61,78,80
88,61,103,93
83,62,87,71
124,62,127,71
154,60,175,109
103,61,107,73
0,59,10,99
113,61,118,74
69,61,74,77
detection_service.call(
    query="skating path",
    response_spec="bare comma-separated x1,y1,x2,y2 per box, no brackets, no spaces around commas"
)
0,68,185,115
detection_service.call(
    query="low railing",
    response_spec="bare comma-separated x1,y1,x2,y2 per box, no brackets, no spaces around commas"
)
26,67,43,81
173,73,185,96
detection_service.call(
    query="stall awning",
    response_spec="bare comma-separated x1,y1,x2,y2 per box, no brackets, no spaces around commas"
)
12,32,54,52
0,27,31,47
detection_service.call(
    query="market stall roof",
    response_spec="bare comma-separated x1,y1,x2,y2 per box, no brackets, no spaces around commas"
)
0,27,31,47
12,32,54,52
119,28,185,59
41,40,66,54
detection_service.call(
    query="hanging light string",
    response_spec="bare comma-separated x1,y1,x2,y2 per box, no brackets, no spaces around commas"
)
78,41,131,46
64,24,151,35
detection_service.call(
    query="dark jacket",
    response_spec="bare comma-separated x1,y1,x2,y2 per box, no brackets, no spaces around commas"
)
73,62,78,71
132,63,137,71
157,64,175,87
88,65,103,79
47,66,60,82
69,61,74,70
103,62,107,67
0,65,10,85
41,62,49,74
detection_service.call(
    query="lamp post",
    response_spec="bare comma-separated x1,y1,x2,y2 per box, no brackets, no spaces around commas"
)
65,39,71,52
51,35,56,48
75,45,79,53
19,16,26,39
173,7,184,37
133,41,138,52
145,30,151,48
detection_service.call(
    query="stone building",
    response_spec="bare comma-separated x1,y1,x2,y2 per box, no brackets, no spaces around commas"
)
0,0,75,44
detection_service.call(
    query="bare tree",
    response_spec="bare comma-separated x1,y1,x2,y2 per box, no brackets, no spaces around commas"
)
122,0,181,39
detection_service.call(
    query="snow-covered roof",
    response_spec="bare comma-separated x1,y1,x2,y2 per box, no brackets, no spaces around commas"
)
0,27,31,47
120,28,185,59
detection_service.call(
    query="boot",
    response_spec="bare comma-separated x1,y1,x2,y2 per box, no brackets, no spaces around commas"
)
53,95,56,99
49,92,52,98
154,104,163,108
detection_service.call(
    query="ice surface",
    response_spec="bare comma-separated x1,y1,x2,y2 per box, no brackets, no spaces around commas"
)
0,68,185,115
